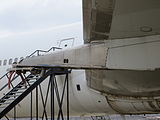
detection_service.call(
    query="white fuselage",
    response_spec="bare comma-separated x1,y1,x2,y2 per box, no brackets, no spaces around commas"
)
0,22,115,118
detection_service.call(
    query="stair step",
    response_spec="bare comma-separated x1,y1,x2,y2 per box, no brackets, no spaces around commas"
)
2,96,18,100
6,94,20,97
0,100,5,103
18,84,30,86
0,102,11,105
0,106,6,109
28,80,36,83
0,102,8,106
11,91,23,94
0,105,8,108
14,87,27,90
3,98,16,101
27,77,37,80
12,88,25,92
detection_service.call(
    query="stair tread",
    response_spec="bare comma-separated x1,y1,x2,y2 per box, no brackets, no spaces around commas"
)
0,106,6,108
2,98,15,101
6,94,20,97
0,68,53,119
0,102,11,104
11,91,24,94
14,87,27,90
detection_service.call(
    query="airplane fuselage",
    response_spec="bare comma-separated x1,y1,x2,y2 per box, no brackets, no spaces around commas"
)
0,22,160,118
0,23,115,118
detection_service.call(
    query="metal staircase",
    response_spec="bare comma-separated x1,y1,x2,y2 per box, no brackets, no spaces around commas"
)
0,47,73,119
0,69,50,118
0,68,71,119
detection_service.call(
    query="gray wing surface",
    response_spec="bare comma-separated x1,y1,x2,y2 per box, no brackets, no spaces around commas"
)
83,0,114,43
83,0,160,43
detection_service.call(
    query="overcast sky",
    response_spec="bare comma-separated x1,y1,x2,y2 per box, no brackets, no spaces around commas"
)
0,0,82,36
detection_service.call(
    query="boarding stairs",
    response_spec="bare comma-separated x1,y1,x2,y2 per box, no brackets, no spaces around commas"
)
0,71,42,118
0,47,72,119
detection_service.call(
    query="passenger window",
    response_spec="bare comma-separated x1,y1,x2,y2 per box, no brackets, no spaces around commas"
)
20,57,24,60
14,58,18,63
19,57,24,62
9,59,13,65
3,60,7,66
0,60,1,66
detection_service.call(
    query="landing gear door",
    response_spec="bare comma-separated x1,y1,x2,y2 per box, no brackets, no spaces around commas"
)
59,38,74,49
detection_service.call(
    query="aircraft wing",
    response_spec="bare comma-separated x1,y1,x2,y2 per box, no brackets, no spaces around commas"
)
83,0,160,43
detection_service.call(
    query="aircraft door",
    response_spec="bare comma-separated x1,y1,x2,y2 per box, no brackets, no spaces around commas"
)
59,38,74,49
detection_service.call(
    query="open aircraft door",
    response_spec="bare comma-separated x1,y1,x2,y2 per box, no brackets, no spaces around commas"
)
59,38,74,49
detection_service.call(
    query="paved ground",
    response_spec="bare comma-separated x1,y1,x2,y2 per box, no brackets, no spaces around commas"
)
1,114,160,120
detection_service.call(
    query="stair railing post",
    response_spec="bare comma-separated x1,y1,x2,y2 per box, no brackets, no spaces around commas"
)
30,91,32,120
36,86,38,120
50,74,55,120
66,73,69,120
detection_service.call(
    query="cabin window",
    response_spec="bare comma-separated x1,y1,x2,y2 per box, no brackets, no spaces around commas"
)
19,57,24,62
76,84,81,91
3,60,7,66
9,59,13,65
20,57,24,60
0,60,2,66
14,58,18,63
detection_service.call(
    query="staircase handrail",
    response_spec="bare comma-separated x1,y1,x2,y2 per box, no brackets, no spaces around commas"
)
0,46,61,91
27,47,61,58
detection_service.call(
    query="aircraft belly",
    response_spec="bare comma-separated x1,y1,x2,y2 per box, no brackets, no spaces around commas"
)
85,35,160,97
87,70,160,97
86,35,160,114
105,95,160,114
86,69,160,114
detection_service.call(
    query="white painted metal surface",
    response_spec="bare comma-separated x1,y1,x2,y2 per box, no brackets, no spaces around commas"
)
16,43,108,69
1,0,160,117
17,34,160,71
13,34,160,114
106,35,160,70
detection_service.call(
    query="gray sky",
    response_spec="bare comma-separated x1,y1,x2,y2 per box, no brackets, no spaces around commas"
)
0,0,82,36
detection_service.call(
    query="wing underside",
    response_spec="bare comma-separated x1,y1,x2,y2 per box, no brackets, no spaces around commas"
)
83,0,114,43
83,0,160,43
